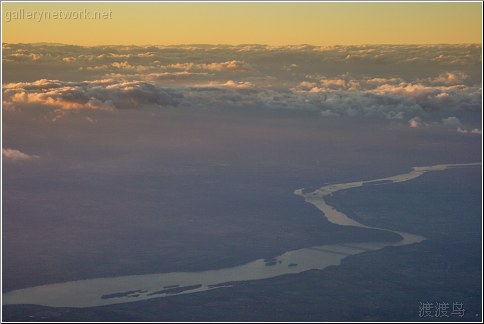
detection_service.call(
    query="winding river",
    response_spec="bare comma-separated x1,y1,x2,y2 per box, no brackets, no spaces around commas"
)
2,163,479,308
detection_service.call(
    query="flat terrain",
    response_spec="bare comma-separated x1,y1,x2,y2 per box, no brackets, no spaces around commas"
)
3,162,481,321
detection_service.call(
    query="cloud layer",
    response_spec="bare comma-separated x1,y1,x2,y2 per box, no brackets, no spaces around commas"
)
2,43,482,129
3,43,481,66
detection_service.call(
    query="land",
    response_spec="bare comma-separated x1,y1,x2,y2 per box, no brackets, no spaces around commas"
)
3,163,481,322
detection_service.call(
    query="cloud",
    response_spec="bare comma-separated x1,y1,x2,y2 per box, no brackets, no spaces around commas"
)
4,74,479,127
191,80,255,90
4,44,481,69
408,117,424,128
221,80,255,89
83,62,153,72
296,81,317,91
365,77,405,86
2,148,38,161
3,79,183,110
369,83,481,112
167,60,250,72
442,117,462,127
82,60,250,75
430,72,468,85
2,43,481,128
318,79,347,90
457,127,482,135
105,71,211,82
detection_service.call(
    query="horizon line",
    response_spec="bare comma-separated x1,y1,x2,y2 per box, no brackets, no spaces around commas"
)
3,42,482,47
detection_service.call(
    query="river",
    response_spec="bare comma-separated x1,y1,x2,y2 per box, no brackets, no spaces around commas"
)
2,163,479,308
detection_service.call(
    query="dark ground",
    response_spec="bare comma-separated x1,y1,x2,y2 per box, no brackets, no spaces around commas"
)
3,161,481,322
2,107,482,321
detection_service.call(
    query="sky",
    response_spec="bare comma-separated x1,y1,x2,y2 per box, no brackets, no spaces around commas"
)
2,2,482,45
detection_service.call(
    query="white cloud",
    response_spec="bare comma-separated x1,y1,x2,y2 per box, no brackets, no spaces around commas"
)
194,80,255,89
2,43,481,127
431,72,468,85
457,127,482,135
319,79,347,90
168,60,250,72
4,43,481,67
3,79,183,110
2,148,38,161
442,117,462,127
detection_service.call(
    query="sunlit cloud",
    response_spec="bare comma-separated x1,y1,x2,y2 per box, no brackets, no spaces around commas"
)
2,43,481,131
2,148,38,162
408,117,424,128
3,79,183,110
